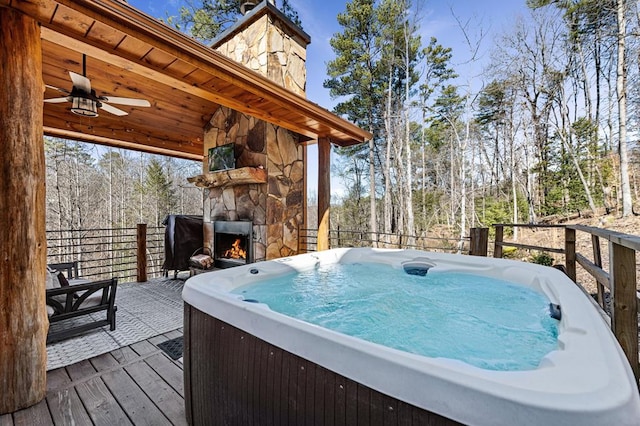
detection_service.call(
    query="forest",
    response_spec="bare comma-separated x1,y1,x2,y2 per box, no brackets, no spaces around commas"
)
45,138,203,231
46,0,640,242
325,0,640,241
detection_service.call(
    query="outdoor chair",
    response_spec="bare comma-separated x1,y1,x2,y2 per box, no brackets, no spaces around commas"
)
46,262,118,344
47,261,90,285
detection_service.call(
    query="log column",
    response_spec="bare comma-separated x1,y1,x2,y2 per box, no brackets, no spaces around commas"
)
317,137,331,251
0,8,47,413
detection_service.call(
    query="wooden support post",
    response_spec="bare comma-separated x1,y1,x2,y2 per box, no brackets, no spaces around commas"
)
493,225,504,258
591,234,605,308
610,241,639,383
302,143,308,244
0,9,47,413
317,137,330,251
137,224,148,283
564,227,576,282
469,228,489,256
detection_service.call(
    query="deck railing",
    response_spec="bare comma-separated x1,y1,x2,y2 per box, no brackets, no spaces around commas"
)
299,226,485,255
493,223,640,383
46,224,165,283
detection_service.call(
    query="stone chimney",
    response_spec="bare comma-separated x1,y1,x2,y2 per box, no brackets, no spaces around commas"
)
212,0,309,96
201,0,309,262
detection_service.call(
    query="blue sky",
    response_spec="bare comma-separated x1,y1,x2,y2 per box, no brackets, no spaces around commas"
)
127,0,531,199
129,0,530,108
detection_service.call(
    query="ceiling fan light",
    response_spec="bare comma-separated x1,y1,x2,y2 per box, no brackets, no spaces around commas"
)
70,96,98,117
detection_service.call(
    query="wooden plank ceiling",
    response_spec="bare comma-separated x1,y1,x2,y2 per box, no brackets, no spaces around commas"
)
3,0,371,161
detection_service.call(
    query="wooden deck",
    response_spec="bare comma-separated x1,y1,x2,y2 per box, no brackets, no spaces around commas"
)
1,329,187,426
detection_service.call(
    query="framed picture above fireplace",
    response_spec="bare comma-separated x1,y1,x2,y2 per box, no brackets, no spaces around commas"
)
208,143,235,172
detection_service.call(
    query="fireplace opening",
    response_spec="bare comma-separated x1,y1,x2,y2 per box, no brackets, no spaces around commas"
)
214,221,253,269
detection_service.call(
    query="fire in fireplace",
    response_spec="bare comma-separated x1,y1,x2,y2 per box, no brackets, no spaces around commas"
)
224,238,247,260
213,221,253,268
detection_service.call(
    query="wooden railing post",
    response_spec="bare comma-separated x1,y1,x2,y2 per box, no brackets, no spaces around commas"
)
469,228,489,256
564,227,576,282
137,223,147,283
610,241,639,382
591,234,605,308
493,225,504,258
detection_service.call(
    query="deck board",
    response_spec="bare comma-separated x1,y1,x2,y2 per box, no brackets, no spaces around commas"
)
94,356,172,426
144,353,185,398
124,361,187,426
12,400,51,426
46,368,93,425
0,414,13,426
5,330,186,425
75,375,133,426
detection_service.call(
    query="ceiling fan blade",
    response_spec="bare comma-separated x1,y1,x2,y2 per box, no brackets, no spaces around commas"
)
46,84,69,95
44,97,70,103
69,71,91,93
100,102,128,116
100,96,151,107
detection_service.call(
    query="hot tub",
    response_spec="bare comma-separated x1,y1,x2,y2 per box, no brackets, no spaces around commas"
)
182,248,640,425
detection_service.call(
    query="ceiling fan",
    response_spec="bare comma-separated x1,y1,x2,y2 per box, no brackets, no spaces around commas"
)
45,54,151,118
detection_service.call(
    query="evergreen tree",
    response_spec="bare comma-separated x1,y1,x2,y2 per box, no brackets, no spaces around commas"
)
145,158,177,226
325,0,385,238
417,37,457,231
168,0,303,42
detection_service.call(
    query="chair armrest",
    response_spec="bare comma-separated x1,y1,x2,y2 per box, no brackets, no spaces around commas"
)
46,278,118,343
46,278,117,315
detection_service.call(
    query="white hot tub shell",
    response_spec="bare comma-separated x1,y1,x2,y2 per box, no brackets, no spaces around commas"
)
183,248,640,426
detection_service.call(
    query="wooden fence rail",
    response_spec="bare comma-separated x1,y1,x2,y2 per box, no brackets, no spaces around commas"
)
299,227,483,255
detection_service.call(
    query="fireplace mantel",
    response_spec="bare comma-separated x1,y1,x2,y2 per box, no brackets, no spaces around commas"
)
187,166,267,189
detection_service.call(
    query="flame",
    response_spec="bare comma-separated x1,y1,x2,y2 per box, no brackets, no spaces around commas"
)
223,238,246,259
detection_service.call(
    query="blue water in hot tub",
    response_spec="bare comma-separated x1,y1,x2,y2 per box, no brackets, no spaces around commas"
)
232,262,559,371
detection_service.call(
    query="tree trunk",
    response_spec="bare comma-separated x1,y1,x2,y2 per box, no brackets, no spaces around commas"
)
509,119,519,241
369,128,377,247
403,20,415,244
0,9,48,413
558,88,598,216
617,0,633,216
458,123,468,253
383,47,394,239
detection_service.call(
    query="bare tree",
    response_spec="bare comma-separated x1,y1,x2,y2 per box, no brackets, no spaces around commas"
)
617,0,634,216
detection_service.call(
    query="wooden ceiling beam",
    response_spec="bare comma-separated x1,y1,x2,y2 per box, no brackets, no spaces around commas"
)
44,127,203,161
42,112,202,155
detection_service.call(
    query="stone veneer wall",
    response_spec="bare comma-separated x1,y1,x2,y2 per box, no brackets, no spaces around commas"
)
203,107,304,261
214,13,307,96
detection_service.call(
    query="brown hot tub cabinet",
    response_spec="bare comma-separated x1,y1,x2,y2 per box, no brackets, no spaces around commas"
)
183,303,460,425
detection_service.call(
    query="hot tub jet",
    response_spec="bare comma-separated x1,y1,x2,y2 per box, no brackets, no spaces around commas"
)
402,258,436,276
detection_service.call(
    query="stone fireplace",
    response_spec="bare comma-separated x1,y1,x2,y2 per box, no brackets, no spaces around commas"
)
194,1,310,264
